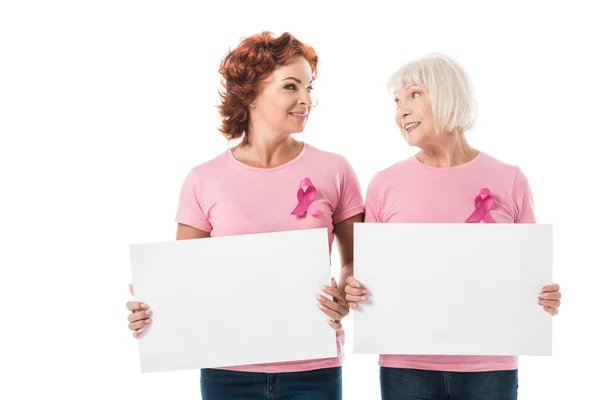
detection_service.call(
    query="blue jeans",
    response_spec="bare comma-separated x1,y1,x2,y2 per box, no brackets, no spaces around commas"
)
200,366,342,400
380,367,518,400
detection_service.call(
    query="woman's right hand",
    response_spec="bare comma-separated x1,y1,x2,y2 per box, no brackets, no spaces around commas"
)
345,276,368,309
126,284,152,338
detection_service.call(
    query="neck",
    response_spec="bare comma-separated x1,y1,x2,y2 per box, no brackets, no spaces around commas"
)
233,126,301,168
416,129,479,167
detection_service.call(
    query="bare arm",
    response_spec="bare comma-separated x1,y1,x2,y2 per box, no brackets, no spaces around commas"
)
333,213,364,303
176,223,211,240
316,213,364,330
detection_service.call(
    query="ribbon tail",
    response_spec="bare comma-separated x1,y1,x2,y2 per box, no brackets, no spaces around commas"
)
466,209,486,223
482,213,496,223
291,200,309,216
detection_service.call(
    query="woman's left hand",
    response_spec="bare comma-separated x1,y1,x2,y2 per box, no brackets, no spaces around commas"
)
317,277,349,330
538,283,561,316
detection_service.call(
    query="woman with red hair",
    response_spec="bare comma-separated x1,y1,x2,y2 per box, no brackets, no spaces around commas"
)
125,32,364,399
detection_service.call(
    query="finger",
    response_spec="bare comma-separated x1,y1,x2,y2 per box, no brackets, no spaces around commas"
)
316,294,343,312
128,310,152,323
129,284,134,296
538,292,562,300
126,301,148,312
328,320,342,330
544,306,559,316
331,277,338,289
345,285,367,296
133,328,145,338
318,303,343,321
128,318,152,331
346,276,362,288
541,283,560,293
538,300,561,309
346,293,368,303
320,286,345,303
318,295,350,317
348,301,359,309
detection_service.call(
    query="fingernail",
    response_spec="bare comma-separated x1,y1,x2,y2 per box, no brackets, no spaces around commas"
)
538,300,543,305
146,310,151,316
362,289,368,294
140,304,148,309
361,296,367,301
315,294,322,300
145,319,152,324
138,328,144,335
320,286,327,291
538,294,544,299
318,304,323,309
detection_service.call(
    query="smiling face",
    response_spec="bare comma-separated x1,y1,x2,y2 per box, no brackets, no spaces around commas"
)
249,55,315,137
394,84,437,147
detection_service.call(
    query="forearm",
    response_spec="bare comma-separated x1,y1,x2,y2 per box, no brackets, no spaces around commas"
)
338,261,354,297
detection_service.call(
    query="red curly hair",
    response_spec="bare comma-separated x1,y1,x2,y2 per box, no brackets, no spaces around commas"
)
217,32,319,146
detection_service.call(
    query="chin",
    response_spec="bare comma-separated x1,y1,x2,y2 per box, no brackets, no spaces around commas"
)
404,135,421,147
288,125,307,134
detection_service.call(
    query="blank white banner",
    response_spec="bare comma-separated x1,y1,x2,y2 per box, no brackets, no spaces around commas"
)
130,228,337,373
353,223,552,356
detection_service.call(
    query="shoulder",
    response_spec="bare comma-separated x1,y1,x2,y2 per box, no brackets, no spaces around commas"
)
187,150,229,176
369,156,415,189
477,152,526,188
305,143,352,166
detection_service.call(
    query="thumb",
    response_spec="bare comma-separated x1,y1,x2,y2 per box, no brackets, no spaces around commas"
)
346,276,361,288
331,277,338,289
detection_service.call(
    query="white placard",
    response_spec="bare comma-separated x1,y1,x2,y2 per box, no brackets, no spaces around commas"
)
353,223,552,356
130,228,337,373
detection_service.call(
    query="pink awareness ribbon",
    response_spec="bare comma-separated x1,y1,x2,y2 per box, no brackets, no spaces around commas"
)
290,178,323,217
465,188,496,223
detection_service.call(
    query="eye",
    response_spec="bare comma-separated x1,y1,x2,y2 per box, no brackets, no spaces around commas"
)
307,86,314,93
284,84,297,90
411,92,420,98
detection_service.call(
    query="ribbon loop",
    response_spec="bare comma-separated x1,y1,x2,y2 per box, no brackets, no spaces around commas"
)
465,188,496,223
291,178,323,217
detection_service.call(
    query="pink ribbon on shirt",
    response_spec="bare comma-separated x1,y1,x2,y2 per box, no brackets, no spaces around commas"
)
291,178,323,217
465,188,496,223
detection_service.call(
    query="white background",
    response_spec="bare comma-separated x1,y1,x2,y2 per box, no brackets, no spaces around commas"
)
1,1,598,399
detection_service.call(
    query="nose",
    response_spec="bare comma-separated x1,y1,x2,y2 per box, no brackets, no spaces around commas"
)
396,106,410,127
397,103,411,119
299,89,316,108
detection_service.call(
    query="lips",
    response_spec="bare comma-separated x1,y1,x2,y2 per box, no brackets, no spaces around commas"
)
404,122,421,132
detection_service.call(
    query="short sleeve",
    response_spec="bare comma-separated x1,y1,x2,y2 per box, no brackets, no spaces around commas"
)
512,167,536,223
174,167,213,233
332,158,364,224
364,172,382,223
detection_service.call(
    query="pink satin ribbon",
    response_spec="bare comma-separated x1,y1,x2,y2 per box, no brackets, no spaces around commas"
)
465,188,496,223
291,178,323,217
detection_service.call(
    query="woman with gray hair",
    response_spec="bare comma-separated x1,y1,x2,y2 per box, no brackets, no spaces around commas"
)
345,54,562,399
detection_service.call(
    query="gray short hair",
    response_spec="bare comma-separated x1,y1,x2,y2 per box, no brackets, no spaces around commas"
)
387,53,477,134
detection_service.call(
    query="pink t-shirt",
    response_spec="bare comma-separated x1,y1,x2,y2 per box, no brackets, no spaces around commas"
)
365,151,535,372
175,143,364,373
